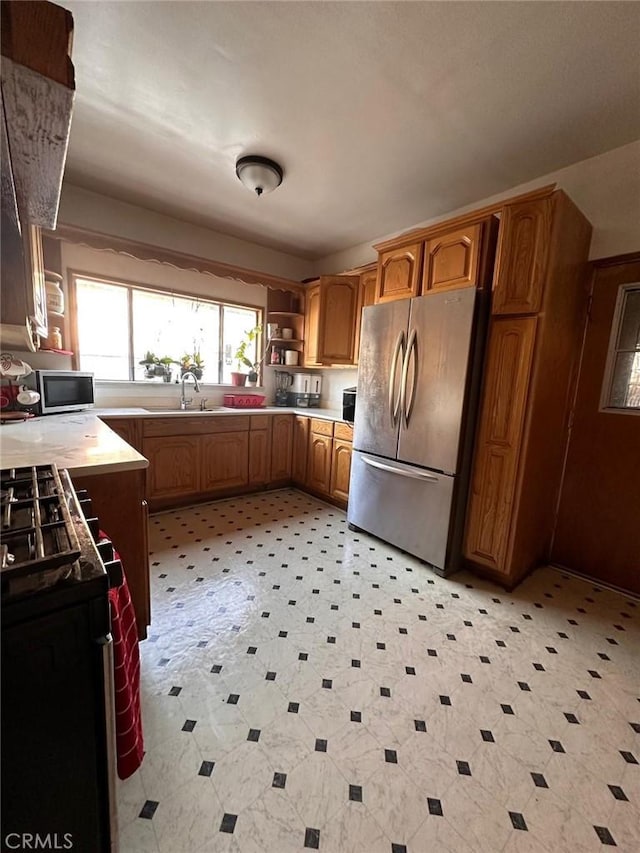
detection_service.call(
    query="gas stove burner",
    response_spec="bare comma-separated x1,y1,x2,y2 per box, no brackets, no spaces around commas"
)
0,464,82,593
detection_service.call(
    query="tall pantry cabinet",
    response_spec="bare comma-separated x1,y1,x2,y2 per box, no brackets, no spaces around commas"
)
463,191,592,588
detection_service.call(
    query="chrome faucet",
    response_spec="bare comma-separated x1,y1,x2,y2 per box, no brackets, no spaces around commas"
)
180,371,201,410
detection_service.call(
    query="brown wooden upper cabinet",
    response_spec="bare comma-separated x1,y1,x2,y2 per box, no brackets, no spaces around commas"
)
304,275,359,365
492,198,553,315
423,224,482,293
376,242,422,303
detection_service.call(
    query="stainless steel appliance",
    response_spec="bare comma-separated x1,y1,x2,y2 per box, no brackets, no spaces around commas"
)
1,464,121,851
21,369,95,415
342,387,357,423
348,288,487,576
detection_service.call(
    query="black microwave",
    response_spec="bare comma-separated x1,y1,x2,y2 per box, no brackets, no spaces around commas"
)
24,370,95,415
342,387,357,424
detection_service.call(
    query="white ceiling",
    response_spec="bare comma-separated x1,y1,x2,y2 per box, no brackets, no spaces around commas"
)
63,1,640,260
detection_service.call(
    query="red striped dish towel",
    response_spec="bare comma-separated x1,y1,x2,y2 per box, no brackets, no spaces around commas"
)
108,566,144,779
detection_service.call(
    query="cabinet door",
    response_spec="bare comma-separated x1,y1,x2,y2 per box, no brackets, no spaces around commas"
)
316,275,360,364
330,439,352,504
492,199,552,315
423,224,481,293
463,317,537,575
143,435,200,499
307,433,332,495
201,432,249,492
101,417,142,452
292,416,310,484
249,428,270,485
377,242,422,303
271,414,293,481
303,284,321,366
353,269,378,365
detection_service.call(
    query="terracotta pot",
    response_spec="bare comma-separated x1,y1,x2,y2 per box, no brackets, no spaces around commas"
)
230,372,247,387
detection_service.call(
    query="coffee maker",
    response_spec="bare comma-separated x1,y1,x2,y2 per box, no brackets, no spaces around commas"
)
274,371,293,406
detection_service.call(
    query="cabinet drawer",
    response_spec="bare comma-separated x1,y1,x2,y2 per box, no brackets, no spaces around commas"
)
250,415,270,431
143,415,250,437
310,418,334,437
333,422,353,441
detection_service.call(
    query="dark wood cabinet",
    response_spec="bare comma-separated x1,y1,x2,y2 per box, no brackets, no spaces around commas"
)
292,415,310,484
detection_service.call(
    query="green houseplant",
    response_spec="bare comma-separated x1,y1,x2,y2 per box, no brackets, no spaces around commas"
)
232,325,262,386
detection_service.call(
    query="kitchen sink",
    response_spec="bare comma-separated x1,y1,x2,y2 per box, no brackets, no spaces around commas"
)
142,406,225,413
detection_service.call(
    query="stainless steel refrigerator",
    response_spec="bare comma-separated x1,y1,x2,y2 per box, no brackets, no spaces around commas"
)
347,287,487,576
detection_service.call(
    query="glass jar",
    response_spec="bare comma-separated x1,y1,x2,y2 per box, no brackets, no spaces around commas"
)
44,271,64,315
45,327,62,350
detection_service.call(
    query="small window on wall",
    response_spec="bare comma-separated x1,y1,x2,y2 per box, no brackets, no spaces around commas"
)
601,283,640,412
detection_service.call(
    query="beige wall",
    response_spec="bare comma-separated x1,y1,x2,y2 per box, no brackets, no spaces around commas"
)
317,140,640,274
58,183,315,282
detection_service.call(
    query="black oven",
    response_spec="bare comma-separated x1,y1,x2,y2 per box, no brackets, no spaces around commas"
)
342,386,357,423
1,465,120,852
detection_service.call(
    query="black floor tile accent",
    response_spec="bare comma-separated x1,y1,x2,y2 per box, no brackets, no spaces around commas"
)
220,813,237,834
593,826,616,846
427,797,443,816
509,812,528,831
384,749,398,764
608,784,627,801
139,800,159,820
247,728,261,742
304,827,320,849
182,719,196,732
351,711,362,723
531,772,548,788
414,719,427,732
349,784,363,802
272,771,287,789
315,738,328,753
481,730,495,743
198,760,215,777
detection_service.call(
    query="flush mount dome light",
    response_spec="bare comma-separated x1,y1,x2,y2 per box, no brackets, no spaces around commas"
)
235,155,283,197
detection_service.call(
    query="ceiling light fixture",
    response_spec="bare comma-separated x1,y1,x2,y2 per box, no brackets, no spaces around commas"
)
235,155,283,197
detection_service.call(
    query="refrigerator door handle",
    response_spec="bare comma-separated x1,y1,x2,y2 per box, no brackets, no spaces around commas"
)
388,330,405,427
361,454,440,482
400,328,418,428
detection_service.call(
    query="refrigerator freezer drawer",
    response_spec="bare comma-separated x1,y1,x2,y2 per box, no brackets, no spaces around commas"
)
347,450,455,573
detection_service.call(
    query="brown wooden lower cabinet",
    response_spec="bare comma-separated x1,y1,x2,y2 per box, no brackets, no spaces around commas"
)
271,414,293,481
143,434,200,501
72,466,150,640
249,425,270,485
307,432,332,494
201,432,249,491
292,415,310,484
330,439,353,503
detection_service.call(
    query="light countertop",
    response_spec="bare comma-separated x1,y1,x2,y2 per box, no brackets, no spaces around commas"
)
0,407,350,476
0,412,148,475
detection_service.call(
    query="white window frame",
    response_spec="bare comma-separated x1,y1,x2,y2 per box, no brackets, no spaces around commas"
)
68,270,264,384
599,281,640,415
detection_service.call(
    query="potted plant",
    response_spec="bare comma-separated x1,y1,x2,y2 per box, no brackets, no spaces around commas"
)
192,351,204,380
233,325,263,386
158,356,175,383
139,350,160,379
